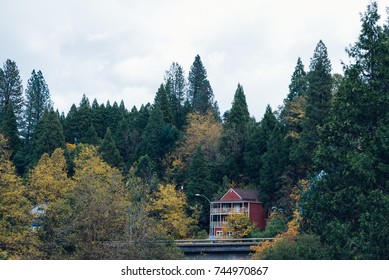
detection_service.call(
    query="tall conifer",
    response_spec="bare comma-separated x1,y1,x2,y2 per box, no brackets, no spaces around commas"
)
188,55,218,116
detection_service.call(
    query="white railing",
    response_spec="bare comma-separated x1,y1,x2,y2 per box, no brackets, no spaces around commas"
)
211,207,249,214
176,238,275,245
210,221,228,228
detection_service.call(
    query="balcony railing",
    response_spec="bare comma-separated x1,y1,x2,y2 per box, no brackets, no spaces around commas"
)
210,221,228,228
211,207,249,215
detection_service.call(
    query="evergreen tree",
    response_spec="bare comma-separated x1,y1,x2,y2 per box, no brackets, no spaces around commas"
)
136,105,165,164
259,121,289,208
244,105,278,186
154,84,173,124
188,55,218,115
302,2,389,259
164,62,187,129
131,154,156,184
82,124,100,145
99,127,124,169
76,95,93,142
0,103,20,155
24,70,52,142
64,96,93,144
220,84,251,181
286,57,307,102
90,99,106,138
280,58,308,139
32,109,65,164
107,101,124,135
63,104,78,143
0,60,24,127
187,147,212,200
293,40,332,174
187,146,214,231
114,118,132,166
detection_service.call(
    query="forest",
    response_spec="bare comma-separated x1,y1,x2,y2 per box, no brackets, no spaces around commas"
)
0,2,388,260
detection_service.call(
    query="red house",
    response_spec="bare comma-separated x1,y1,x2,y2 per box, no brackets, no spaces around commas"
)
210,188,266,237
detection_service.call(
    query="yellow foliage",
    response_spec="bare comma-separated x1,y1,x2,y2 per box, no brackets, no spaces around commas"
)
223,213,255,238
172,111,222,172
72,145,124,192
280,95,307,139
147,184,198,239
0,134,39,259
28,148,74,204
42,145,131,259
66,143,77,151
251,212,301,259
252,179,305,259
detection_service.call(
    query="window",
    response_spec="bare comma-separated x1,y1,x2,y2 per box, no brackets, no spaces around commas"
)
227,232,233,237
216,231,223,237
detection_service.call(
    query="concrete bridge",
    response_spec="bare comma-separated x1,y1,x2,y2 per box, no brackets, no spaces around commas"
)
176,238,274,260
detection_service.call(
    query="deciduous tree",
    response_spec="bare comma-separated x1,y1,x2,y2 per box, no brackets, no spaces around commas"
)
0,134,38,259
147,184,198,239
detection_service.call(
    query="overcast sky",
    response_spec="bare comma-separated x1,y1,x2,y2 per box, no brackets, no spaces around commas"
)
1,0,387,119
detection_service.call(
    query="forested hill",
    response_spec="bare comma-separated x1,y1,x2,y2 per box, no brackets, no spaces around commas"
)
0,2,388,260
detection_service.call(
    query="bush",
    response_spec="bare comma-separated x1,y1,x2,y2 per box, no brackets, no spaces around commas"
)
253,234,331,260
253,212,288,238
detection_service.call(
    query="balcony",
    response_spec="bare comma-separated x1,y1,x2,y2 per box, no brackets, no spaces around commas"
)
210,221,228,228
211,207,249,215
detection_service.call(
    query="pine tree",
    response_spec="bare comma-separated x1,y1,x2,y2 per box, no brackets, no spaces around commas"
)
0,103,20,155
82,124,100,145
280,58,308,139
305,40,332,122
32,109,65,164
107,101,124,135
99,127,124,169
64,96,92,144
187,146,214,230
220,84,251,181
24,70,52,142
135,105,165,163
64,104,78,143
188,55,218,116
286,57,307,102
164,62,187,129
154,84,173,124
115,118,132,166
244,105,278,186
302,2,389,259
91,99,106,138
77,95,93,142
294,40,333,174
186,146,216,202
0,60,24,128
259,122,289,208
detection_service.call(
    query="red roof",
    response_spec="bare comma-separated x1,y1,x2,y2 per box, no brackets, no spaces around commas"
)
218,188,259,202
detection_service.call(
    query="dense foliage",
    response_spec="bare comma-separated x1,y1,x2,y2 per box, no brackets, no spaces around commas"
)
0,2,388,259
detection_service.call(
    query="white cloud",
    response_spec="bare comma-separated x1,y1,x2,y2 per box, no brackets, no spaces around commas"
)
1,0,387,119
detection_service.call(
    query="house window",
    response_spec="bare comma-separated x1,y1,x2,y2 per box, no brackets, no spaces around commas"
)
226,232,233,237
216,231,223,237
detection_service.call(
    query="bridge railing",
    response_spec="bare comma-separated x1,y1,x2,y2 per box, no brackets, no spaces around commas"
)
175,238,274,245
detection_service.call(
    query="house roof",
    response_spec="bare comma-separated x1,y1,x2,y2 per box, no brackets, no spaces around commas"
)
234,188,259,201
218,188,259,202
